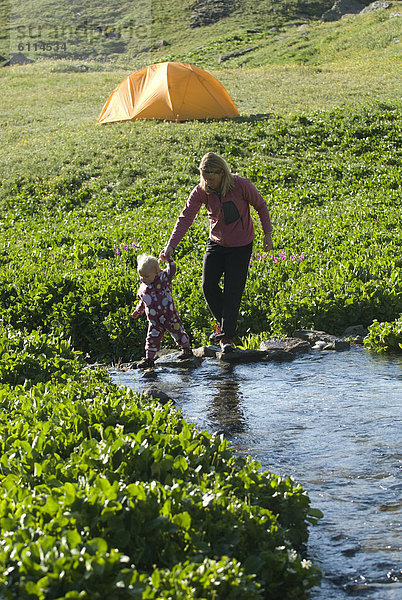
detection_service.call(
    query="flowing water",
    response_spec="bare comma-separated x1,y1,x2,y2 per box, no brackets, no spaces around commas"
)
111,347,402,599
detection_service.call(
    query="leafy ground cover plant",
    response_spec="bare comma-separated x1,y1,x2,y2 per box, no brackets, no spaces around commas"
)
0,326,86,388
0,325,321,598
364,315,402,353
1,108,400,359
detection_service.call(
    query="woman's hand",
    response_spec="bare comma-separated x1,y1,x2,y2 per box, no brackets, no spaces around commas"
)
263,232,273,252
159,245,174,262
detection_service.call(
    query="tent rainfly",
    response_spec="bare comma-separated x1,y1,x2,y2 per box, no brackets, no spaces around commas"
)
97,61,240,123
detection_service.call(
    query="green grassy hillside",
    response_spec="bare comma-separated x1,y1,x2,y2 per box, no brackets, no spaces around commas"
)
152,0,400,69
1,5,401,361
4,1,334,59
3,0,396,68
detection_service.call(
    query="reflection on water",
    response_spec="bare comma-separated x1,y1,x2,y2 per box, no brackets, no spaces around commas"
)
208,370,247,435
111,348,402,600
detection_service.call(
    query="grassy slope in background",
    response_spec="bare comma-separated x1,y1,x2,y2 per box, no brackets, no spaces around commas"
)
1,50,400,358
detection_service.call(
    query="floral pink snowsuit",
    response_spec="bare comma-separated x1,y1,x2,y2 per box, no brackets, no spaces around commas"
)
134,259,190,358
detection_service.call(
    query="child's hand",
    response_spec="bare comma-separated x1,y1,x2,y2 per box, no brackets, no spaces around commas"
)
159,245,174,262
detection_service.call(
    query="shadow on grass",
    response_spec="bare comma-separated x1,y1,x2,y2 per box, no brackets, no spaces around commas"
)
233,113,274,123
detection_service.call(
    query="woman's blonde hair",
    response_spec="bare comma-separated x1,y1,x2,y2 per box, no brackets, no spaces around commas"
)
198,152,235,197
137,253,159,273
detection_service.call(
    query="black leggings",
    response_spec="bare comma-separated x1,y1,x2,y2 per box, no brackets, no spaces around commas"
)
202,240,253,339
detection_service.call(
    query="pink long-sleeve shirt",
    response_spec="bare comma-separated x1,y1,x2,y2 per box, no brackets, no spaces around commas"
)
168,175,272,249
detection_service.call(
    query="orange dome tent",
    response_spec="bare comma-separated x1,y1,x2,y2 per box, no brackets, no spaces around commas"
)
97,61,239,123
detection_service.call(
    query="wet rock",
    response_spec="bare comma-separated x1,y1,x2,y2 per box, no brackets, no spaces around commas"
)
341,324,368,338
335,339,351,351
260,338,311,354
341,544,361,556
331,533,346,542
262,349,296,362
217,348,267,363
312,340,328,350
317,340,338,351
293,329,329,344
193,345,220,358
142,386,173,405
321,0,364,22
140,368,158,380
155,351,203,368
293,329,350,351
259,338,310,361
386,569,402,582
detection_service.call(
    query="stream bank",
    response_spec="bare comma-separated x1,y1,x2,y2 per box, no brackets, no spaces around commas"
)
111,346,402,599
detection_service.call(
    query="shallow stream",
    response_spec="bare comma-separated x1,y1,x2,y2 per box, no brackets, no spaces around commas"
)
111,347,402,599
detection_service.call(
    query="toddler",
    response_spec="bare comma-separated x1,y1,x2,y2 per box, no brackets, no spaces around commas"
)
131,253,192,369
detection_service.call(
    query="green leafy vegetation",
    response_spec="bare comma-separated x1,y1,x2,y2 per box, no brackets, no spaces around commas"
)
0,324,321,598
0,105,400,361
364,316,402,353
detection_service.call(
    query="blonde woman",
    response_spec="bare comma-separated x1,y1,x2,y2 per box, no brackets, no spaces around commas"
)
160,152,273,353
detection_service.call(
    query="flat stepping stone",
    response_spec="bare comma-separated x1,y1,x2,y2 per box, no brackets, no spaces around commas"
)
260,338,311,354
193,345,220,357
292,330,350,351
113,329,352,377
142,386,173,405
262,349,298,362
154,352,203,368
140,368,158,379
